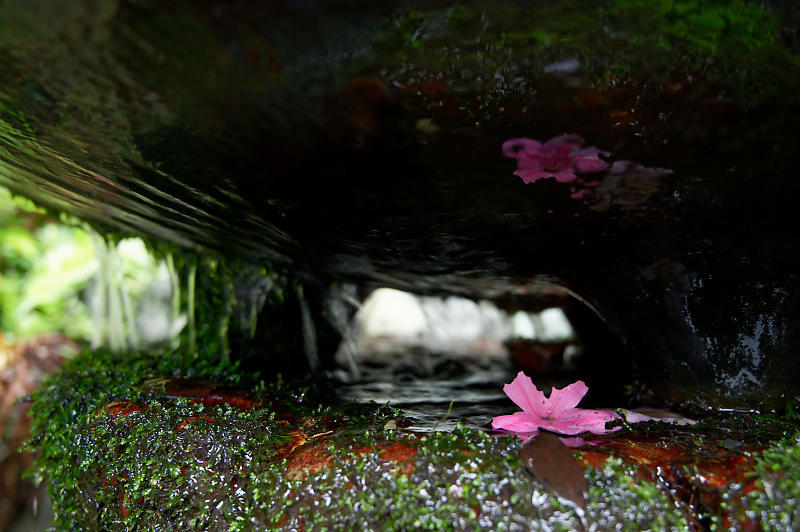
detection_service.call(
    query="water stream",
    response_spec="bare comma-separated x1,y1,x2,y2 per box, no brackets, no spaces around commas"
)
334,351,512,432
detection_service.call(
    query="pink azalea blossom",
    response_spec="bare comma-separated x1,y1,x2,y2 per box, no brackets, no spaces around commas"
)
502,133,610,185
492,371,621,436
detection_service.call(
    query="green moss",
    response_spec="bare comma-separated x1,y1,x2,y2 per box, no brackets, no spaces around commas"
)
86,399,285,530
720,433,800,530
255,429,688,530
605,0,798,103
364,0,798,120
25,346,386,529
369,2,603,119
607,0,775,55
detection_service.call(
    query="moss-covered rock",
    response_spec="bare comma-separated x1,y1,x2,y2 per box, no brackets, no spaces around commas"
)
28,345,800,529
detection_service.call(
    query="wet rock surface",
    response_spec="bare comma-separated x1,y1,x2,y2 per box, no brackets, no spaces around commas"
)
2,1,800,407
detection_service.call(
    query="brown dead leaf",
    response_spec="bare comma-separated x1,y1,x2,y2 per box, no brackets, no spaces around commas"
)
521,432,587,509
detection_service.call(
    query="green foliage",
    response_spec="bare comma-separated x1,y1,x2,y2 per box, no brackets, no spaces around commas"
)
1,185,279,356
0,186,95,340
0,186,188,347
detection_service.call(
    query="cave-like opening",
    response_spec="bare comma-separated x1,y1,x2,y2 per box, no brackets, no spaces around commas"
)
325,283,634,430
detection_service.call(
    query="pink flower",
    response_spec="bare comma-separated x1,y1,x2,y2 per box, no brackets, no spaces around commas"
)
492,371,621,436
502,134,610,184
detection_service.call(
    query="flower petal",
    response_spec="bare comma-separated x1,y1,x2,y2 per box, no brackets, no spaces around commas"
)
505,134,611,185
570,188,592,200
515,152,547,168
536,419,590,435
571,148,610,173
502,371,547,414
514,168,552,184
502,138,542,159
515,168,578,184
543,380,589,418
491,412,542,433
555,408,622,435
548,170,579,183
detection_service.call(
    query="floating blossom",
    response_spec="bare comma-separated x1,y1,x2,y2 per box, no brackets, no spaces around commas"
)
492,371,620,436
502,134,610,185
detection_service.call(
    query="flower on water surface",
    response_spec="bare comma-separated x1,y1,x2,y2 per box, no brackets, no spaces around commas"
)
502,134,610,185
492,371,621,436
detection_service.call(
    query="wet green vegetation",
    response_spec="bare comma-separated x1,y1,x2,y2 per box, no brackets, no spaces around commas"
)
371,0,798,119
69,399,284,529
263,430,688,531
619,406,800,446
23,347,383,530
24,352,262,529
25,346,686,530
720,433,800,530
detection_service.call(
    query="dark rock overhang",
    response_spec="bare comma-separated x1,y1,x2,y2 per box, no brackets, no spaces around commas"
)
2,0,799,408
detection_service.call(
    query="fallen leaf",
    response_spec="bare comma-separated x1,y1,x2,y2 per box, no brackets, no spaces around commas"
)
521,431,586,509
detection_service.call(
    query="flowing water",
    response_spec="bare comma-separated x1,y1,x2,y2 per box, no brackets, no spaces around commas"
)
334,351,513,432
